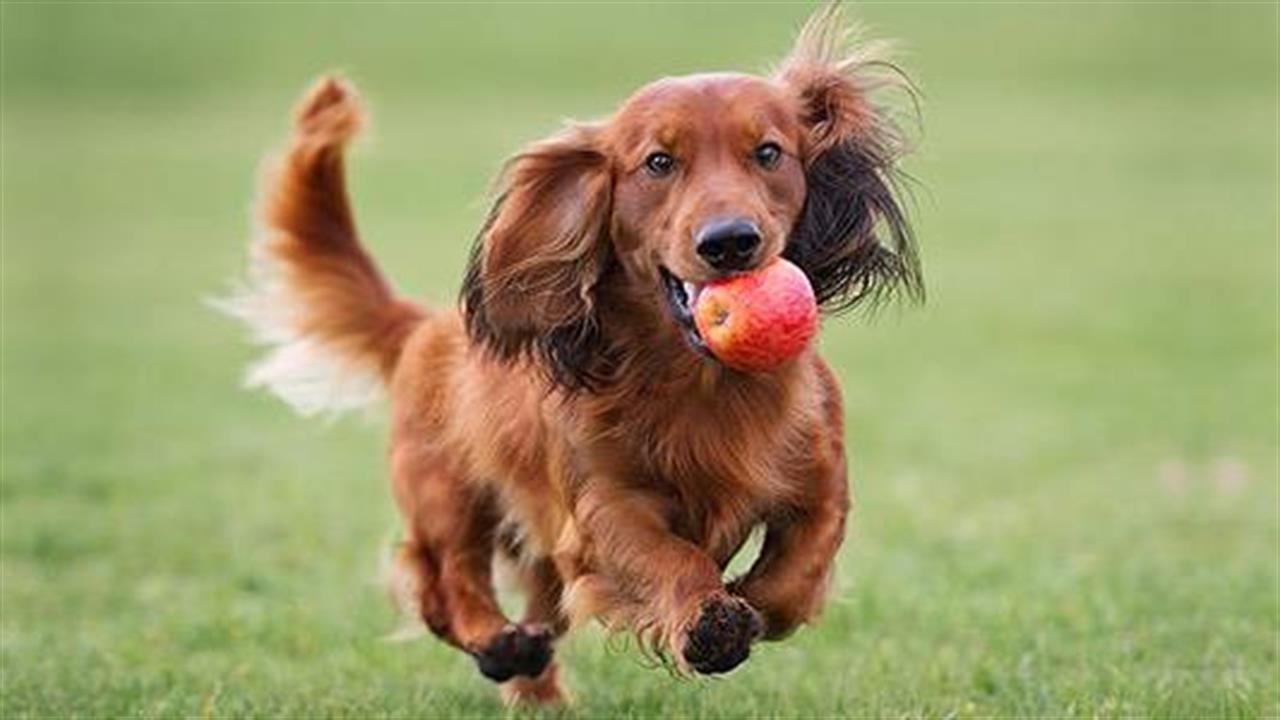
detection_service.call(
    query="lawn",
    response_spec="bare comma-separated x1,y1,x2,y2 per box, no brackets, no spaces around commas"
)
2,3,1276,717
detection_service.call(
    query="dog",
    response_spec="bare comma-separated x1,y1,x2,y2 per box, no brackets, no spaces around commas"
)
222,3,920,704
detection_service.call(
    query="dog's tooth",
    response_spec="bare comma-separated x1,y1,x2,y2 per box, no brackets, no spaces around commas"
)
683,282,700,305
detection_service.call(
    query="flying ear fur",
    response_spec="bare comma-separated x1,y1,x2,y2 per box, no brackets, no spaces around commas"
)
461,123,615,389
778,2,923,312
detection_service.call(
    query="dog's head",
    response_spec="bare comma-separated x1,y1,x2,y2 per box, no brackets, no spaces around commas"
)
463,4,922,389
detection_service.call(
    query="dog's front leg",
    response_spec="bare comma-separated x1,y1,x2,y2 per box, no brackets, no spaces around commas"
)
728,444,849,640
574,485,762,674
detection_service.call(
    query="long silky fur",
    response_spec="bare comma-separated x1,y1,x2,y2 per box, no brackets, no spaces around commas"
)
460,155,619,392
779,1,924,313
461,229,614,392
784,139,922,312
218,76,423,417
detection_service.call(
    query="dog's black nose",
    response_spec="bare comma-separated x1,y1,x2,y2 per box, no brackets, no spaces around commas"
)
696,218,761,271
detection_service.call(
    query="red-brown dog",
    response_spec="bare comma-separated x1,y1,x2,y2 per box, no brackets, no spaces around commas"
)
224,4,920,704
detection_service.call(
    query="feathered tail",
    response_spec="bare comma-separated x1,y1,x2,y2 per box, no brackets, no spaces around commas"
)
217,76,423,416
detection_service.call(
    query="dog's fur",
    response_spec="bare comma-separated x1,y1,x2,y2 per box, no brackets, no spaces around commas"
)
223,4,919,704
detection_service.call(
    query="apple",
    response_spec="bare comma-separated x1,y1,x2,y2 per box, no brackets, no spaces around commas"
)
693,259,818,372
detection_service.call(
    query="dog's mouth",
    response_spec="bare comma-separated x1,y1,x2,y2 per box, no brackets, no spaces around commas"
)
659,267,711,356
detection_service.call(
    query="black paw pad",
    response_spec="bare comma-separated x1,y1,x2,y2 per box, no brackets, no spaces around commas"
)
472,624,554,683
682,595,763,675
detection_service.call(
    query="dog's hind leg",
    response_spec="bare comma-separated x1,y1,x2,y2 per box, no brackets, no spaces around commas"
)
390,442,554,685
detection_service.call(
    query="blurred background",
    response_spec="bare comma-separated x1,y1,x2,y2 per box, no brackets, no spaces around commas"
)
2,3,1275,717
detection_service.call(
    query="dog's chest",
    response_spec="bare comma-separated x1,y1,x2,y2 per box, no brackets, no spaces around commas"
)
613,380,808,547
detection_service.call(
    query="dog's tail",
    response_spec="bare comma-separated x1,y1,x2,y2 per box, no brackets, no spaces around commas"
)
217,77,425,416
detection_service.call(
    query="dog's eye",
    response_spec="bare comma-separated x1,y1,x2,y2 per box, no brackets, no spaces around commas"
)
644,151,676,178
754,142,782,170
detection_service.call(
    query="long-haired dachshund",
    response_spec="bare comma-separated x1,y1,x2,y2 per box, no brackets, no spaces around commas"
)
224,3,920,704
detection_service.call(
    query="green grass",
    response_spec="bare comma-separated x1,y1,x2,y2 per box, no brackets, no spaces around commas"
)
2,3,1276,717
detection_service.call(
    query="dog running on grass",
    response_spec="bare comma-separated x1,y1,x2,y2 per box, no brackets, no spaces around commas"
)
223,4,921,704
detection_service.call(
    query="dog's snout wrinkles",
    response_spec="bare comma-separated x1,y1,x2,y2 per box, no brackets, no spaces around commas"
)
695,218,762,271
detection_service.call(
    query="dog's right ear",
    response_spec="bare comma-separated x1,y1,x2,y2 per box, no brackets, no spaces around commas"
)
461,123,614,389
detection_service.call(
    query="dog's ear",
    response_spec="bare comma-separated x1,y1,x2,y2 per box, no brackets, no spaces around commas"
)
461,122,614,389
777,3,923,312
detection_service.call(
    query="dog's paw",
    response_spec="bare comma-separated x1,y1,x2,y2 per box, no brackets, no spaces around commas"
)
681,594,763,675
472,623,555,683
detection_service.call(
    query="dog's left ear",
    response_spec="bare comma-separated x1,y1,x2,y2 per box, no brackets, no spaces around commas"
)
461,122,614,390
778,3,923,312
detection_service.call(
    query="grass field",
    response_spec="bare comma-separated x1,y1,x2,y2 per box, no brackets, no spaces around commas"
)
2,3,1277,717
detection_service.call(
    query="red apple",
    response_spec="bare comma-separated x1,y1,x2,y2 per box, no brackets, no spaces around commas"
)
692,259,818,372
